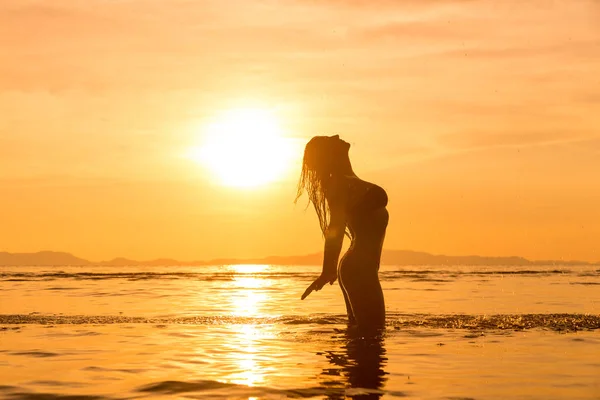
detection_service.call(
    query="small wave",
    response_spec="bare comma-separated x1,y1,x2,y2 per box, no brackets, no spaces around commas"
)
410,278,452,283
0,388,111,400
27,381,87,389
0,271,316,282
0,380,386,400
1,313,598,332
0,314,348,327
0,380,411,400
389,313,600,332
1,268,590,283
9,351,61,358
381,269,572,278
137,379,350,398
0,380,400,400
83,366,147,374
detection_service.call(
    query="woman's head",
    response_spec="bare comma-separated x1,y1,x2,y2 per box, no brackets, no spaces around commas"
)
301,135,351,176
295,135,352,235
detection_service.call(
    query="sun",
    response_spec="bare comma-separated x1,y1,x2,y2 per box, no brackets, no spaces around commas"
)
189,107,295,188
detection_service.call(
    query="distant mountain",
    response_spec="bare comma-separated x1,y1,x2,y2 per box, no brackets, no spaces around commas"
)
382,250,533,266
0,251,91,266
0,250,596,267
206,250,595,267
99,257,187,267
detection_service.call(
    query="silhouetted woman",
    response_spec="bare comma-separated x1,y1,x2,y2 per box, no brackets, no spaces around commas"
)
296,135,389,333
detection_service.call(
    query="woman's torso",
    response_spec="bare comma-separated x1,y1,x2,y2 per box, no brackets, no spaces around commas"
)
340,177,389,266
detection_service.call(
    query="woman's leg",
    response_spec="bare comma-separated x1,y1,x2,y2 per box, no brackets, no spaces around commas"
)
342,266,385,332
339,271,356,325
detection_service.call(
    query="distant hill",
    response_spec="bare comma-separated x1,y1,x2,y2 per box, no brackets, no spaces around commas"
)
100,257,185,267
0,250,596,267
205,250,595,267
382,250,534,266
0,251,91,266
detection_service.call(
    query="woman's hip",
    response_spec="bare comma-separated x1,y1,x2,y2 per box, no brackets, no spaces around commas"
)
338,251,380,282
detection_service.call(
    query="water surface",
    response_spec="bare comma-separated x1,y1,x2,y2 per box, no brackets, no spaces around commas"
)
1,264,599,399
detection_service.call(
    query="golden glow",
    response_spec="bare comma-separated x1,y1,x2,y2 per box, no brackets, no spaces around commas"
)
230,325,263,386
227,324,277,387
229,264,270,274
2,2,599,262
228,264,270,316
231,288,267,316
222,264,276,387
189,108,295,188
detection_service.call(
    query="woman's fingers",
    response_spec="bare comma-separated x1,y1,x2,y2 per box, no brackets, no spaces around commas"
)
301,283,315,300
301,277,329,300
301,272,339,299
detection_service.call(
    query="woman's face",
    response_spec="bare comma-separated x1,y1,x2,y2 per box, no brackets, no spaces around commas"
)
327,135,351,153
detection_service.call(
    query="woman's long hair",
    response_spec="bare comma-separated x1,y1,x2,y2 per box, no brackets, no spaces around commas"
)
295,136,335,237
295,156,330,237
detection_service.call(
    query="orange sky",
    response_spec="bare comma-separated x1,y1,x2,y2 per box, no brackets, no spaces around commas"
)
1,0,599,262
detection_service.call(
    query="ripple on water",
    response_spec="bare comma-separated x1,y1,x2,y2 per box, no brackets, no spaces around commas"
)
0,388,111,400
135,379,377,398
83,366,147,374
390,313,600,332
0,314,600,335
10,351,61,358
1,313,599,332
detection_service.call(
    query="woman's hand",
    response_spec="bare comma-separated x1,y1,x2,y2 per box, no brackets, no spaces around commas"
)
301,271,337,300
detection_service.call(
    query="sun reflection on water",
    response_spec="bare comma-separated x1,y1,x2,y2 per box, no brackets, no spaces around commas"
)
228,264,270,317
229,264,270,274
229,324,265,387
223,264,276,387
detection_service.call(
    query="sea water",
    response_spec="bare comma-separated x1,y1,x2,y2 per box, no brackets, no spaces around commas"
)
1,264,599,399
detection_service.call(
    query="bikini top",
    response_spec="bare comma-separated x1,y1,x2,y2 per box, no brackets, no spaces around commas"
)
348,182,388,218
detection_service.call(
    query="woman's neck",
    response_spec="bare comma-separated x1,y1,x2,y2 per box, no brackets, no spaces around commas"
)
334,153,356,177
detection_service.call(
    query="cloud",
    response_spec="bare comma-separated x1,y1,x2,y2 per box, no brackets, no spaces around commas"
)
438,40,600,61
2,0,598,95
438,130,598,151
567,136,600,154
296,0,476,9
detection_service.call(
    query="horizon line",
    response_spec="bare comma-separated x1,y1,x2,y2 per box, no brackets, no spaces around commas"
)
1,249,597,265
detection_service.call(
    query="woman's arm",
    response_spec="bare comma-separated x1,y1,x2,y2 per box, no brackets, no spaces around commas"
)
320,205,346,279
301,182,347,300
